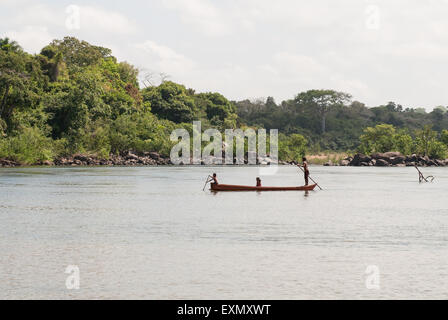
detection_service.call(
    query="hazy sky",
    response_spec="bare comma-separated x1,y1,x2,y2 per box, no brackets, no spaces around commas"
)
2,0,448,109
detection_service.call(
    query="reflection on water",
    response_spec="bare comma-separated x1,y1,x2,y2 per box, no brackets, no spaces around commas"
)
1,166,448,299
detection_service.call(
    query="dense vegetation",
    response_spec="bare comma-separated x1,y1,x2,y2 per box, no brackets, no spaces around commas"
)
1,37,448,165
236,95,448,156
358,124,448,159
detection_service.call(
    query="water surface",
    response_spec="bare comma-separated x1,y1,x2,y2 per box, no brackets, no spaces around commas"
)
0,166,447,299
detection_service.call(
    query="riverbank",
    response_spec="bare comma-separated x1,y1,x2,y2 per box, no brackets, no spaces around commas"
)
2,151,448,168
306,152,349,165
0,152,171,167
0,152,293,167
331,152,448,167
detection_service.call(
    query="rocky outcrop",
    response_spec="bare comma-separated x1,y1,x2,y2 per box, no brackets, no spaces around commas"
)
44,151,289,167
53,151,172,167
0,159,20,167
350,154,371,166
0,152,292,167
338,152,448,167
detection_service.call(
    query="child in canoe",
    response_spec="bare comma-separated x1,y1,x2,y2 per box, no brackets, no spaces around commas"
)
207,173,218,185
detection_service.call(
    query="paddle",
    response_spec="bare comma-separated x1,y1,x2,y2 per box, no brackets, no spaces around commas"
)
202,175,212,191
298,165,323,190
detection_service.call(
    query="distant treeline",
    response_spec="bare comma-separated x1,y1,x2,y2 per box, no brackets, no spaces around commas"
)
1,36,447,165
236,94,448,153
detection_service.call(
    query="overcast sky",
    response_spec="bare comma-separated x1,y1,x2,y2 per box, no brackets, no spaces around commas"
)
2,0,448,109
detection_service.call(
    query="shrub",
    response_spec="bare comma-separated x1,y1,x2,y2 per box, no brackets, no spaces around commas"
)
0,127,55,164
279,133,308,161
428,141,448,159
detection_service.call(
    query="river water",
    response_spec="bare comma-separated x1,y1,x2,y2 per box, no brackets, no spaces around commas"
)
0,166,447,299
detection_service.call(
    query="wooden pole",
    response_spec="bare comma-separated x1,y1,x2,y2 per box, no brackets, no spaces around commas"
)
414,165,427,182
414,165,434,183
202,175,212,191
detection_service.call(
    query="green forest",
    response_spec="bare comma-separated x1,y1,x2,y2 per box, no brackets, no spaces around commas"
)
1,36,448,165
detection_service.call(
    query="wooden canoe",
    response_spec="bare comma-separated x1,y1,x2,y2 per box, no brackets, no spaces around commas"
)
210,183,317,192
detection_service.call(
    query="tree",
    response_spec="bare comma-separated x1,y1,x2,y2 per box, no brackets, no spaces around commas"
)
39,45,66,82
295,89,351,134
279,133,307,161
142,81,196,123
415,125,436,157
196,92,236,125
441,130,448,146
0,38,44,131
50,37,112,70
427,141,447,159
359,124,396,154
118,61,139,87
394,130,413,155
0,38,21,53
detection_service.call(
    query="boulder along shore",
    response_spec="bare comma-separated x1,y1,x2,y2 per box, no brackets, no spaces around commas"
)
327,152,448,167
2,151,448,168
0,152,292,167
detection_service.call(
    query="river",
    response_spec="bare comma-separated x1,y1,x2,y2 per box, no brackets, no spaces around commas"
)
0,166,447,299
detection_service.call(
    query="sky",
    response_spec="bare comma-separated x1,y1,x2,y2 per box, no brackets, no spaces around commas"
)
1,0,448,109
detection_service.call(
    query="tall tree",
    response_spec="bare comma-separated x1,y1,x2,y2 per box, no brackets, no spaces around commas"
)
142,81,196,123
0,38,43,130
295,89,351,134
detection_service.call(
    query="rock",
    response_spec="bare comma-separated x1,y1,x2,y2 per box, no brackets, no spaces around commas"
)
126,152,139,161
371,153,384,160
375,159,390,167
406,154,418,163
350,154,371,166
390,156,406,165
417,156,429,166
0,159,19,167
323,160,333,166
146,152,161,160
43,160,54,166
383,151,403,158
371,152,403,163
74,154,89,162
339,159,350,166
371,153,391,163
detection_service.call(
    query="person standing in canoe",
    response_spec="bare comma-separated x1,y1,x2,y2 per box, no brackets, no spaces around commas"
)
298,157,310,186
